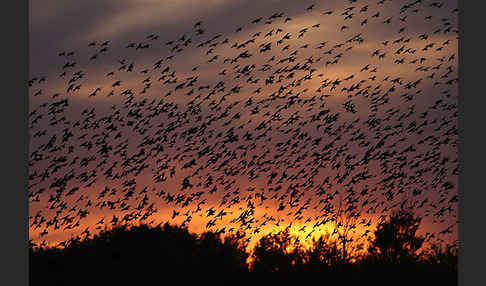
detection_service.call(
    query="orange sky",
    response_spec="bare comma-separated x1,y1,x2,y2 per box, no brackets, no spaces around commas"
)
29,0,458,252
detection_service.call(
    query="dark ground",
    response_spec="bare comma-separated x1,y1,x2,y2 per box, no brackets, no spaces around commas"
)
30,212,457,286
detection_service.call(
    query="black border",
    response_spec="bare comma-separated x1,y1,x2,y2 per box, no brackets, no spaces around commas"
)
1,0,28,285
458,1,484,286
0,0,482,285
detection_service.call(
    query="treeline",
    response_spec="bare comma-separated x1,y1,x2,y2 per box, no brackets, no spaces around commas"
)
30,210,457,286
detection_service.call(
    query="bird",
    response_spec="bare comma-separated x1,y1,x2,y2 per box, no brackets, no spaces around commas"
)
27,0,458,253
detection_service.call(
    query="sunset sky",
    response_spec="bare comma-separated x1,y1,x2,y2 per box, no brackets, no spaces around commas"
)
28,0,458,252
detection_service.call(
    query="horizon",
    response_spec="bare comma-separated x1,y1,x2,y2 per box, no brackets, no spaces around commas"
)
28,0,459,255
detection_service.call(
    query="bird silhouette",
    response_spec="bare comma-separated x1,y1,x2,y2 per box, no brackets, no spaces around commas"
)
28,0,458,257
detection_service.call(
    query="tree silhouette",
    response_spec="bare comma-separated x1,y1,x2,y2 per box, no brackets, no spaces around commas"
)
330,193,361,262
250,229,304,273
30,223,250,286
368,210,425,264
302,232,342,273
425,242,458,273
29,217,457,286
194,230,249,277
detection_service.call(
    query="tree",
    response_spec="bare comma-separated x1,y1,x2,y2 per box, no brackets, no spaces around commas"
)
330,193,361,262
303,233,342,272
250,229,304,273
425,242,458,272
368,210,425,264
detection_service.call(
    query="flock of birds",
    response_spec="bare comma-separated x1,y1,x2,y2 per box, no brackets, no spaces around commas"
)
29,0,458,251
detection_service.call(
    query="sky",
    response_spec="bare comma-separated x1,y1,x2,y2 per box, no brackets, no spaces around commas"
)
28,0,458,252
